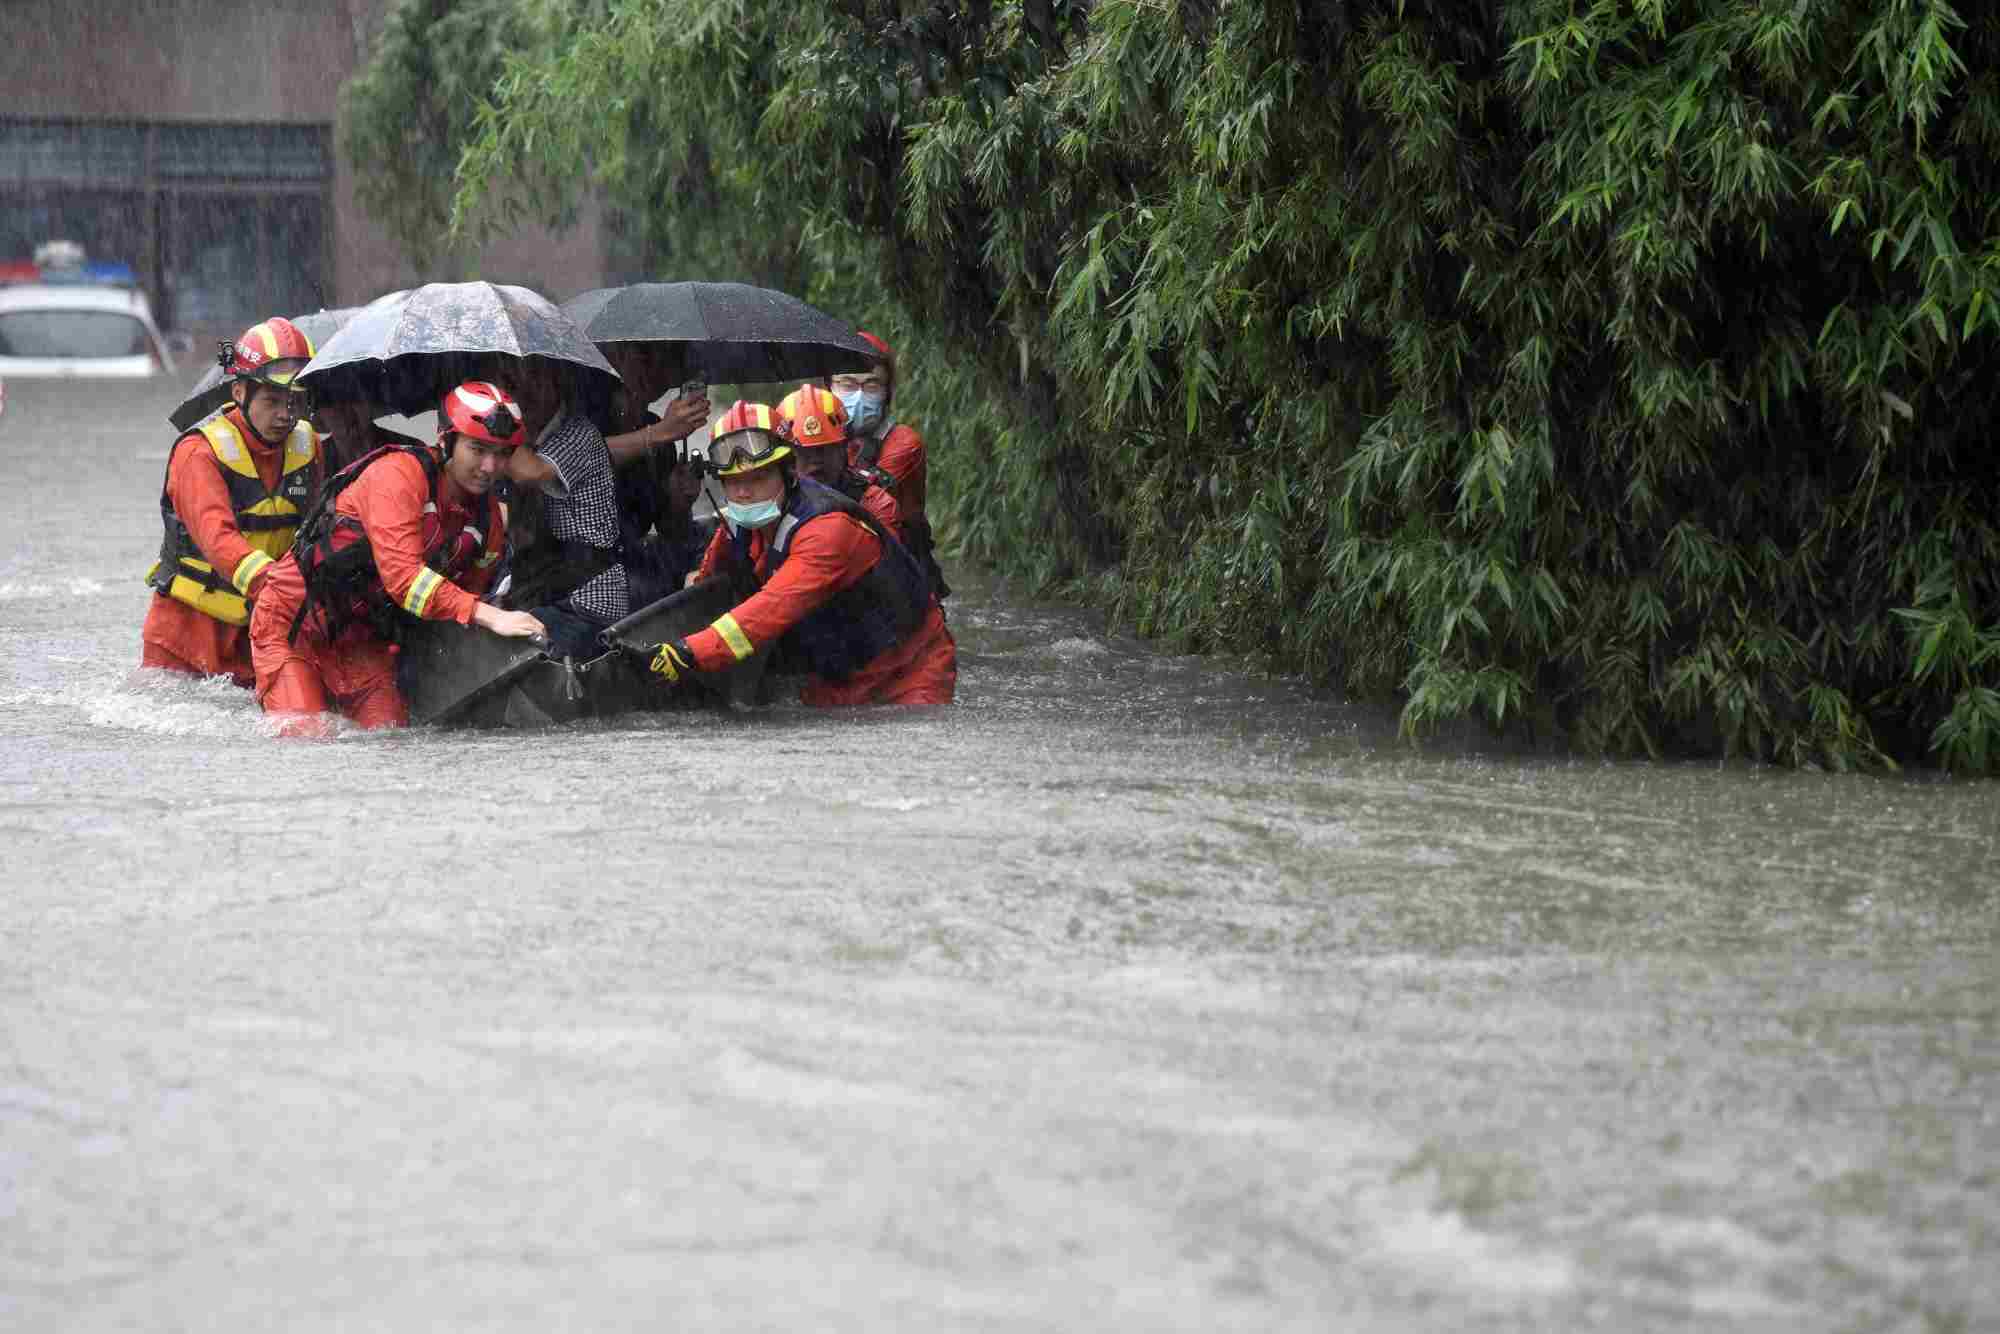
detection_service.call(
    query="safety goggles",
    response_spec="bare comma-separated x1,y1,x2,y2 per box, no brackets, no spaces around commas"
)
251,358,311,388
248,381,312,412
705,428,788,474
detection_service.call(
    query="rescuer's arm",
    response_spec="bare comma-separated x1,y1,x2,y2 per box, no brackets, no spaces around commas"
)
165,437,278,600
862,484,903,540
680,515,876,672
872,424,928,514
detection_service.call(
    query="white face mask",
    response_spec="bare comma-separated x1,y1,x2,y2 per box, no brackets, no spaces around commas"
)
837,388,885,434
723,497,783,531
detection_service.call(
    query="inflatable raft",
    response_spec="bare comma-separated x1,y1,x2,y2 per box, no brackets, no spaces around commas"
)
397,576,768,727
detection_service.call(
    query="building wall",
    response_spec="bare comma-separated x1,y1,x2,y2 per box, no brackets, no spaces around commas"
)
0,0,604,321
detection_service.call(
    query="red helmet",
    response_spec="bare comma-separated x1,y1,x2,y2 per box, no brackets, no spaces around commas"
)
775,384,850,448
704,400,791,477
222,316,314,386
441,380,526,447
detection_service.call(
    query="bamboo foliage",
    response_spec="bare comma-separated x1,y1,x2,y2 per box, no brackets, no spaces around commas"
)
348,0,2000,770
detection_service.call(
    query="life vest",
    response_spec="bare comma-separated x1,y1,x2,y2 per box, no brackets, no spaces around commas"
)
288,443,497,644
726,476,930,682
146,409,321,626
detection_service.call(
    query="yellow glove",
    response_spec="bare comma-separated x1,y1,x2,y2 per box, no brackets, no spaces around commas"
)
649,637,696,683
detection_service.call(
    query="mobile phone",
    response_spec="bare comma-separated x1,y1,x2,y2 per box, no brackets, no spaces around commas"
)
680,378,706,400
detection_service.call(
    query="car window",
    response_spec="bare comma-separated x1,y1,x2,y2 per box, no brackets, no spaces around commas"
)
0,310,153,358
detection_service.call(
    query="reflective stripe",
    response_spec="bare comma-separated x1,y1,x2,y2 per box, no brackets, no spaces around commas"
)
200,414,319,483
280,422,318,475
231,549,274,594
773,514,801,550
713,613,755,662
402,566,444,617
201,415,253,475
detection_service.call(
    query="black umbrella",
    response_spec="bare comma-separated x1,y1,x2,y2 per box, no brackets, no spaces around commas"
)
560,282,877,384
297,281,619,416
167,306,371,432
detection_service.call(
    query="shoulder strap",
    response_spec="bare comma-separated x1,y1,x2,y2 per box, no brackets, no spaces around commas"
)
292,442,437,558
775,477,896,556
853,423,888,471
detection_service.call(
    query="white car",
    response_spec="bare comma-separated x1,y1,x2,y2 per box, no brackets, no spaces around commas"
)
0,282,177,377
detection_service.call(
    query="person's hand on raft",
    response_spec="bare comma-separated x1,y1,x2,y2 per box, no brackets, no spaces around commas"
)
473,604,549,644
649,638,696,684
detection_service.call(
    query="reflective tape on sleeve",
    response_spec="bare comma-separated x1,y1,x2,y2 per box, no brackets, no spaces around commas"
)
402,566,445,617
713,613,755,662
231,549,274,594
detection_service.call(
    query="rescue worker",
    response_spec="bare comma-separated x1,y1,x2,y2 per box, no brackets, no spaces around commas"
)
599,342,713,606
140,316,324,687
832,331,949,598
646,401,955,706
490,357,630,660
247,380,545,736
773,383,902,538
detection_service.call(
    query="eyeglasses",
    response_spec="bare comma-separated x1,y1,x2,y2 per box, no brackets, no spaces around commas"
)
829,372,887,392
704,429,786,472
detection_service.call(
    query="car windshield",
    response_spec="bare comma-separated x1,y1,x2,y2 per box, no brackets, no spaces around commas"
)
0,310,153,358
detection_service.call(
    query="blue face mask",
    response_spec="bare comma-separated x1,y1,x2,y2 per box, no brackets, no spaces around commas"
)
837,388,885,435
723,497,783,531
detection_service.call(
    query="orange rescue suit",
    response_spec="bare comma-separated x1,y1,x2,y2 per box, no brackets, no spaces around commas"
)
849,421,927,522
248,447,505,730
139,407,322,686
689,505,955,706
854,477,902,537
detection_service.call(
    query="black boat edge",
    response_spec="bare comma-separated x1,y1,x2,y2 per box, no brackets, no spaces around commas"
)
399,576,764,727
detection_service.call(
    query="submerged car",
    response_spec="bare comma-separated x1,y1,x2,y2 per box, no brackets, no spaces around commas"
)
0,282,176,377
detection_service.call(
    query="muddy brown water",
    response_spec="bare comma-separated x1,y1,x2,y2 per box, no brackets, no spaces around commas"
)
1,377,1994,1331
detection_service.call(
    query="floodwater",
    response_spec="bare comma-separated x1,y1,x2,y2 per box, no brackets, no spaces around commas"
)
1,377,1995,1332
